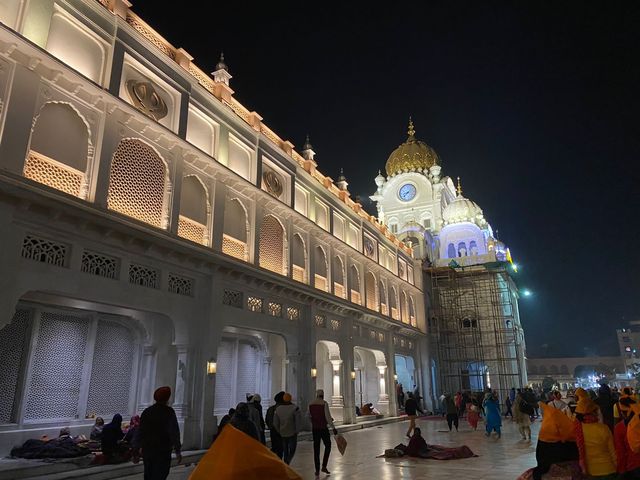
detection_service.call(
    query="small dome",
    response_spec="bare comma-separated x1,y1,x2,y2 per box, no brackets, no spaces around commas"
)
215,52,228,72
385,119,440,177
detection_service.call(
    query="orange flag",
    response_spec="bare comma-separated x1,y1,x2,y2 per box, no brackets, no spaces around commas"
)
189,425,303,480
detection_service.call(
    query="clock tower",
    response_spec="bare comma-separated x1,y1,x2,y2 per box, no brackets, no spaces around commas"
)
370,119,455,262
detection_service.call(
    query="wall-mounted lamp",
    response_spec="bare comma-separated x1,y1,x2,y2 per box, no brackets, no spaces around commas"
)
311,367,317,378
394,374,398,381
206,358,217,375
351,370,356,380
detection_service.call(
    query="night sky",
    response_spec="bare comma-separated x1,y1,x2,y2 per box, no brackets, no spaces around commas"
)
130,1,640,357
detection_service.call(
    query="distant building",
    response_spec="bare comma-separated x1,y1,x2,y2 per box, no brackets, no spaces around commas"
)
617,321,640,371
527,356,628,391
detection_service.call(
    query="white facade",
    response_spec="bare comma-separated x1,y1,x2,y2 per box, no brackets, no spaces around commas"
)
0,0,427,454
371,121,527,401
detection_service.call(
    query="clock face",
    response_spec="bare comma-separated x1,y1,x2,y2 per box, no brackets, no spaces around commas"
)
398,183,417,201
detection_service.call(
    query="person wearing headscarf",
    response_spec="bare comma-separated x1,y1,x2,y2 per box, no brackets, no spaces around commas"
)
101,414,129,462
273,393,302,465
90,417,104,441
248,394,266,444
575,395,616,478
266,392,285,459
230,402,260,441
123,415,140,444
405,427,429,458
596,383,616,432
134,386,182,480
615,387,635,425
614,396,640,478
531,400,578,479
483,391,502,438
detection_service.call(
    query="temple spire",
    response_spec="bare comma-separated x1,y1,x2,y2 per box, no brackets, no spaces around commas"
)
456,176,463,196
407,116,415,139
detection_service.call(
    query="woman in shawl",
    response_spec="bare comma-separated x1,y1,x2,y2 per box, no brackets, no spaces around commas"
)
574,396,616,479
90,417,104,441
467,398,480,431
123,415,140,444
101,414,130,463
483,391,502,438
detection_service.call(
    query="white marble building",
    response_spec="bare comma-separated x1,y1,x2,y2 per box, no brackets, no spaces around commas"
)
370,121,527,402
0,0,427,454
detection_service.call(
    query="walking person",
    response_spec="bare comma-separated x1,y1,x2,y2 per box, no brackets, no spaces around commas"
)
230,403,260,441
273,393,302,465
467,400,480,431
405,392,422,438
483,391,502,438
309,389,338,477
133,386,181,480
266,391,285,459
443,393,459,432
514,391,532,441
248,394,266,444
504,396,514,419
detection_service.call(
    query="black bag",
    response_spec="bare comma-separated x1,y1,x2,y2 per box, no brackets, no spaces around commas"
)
519,401,534,416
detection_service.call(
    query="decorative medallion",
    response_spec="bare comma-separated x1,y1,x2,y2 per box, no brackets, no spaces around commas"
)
262,169,283,197
126,80,168,120
364,237,375,258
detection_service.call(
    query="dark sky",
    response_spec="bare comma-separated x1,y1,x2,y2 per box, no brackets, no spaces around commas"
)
130,1,640,357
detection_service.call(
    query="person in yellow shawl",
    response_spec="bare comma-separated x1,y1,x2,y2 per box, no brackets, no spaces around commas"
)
614,387,635,425
189,423,302,480
574,394,617,479
531,398,578,480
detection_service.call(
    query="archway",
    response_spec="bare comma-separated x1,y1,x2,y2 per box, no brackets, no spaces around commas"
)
354,347,389,415
315,340,343,420
394,354,416,402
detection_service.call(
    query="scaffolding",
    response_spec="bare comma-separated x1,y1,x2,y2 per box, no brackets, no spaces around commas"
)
427,261,527,405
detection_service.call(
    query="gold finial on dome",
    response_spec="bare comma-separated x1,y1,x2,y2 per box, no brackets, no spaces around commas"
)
384,119,440,176
456,177,463,196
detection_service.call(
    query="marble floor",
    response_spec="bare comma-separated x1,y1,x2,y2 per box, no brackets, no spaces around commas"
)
123,417,539,480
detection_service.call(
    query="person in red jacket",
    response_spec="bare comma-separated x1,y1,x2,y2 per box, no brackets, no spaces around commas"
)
614,396,640,479
308,389,338,477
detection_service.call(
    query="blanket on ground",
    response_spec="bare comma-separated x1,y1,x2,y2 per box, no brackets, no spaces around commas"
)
381,443,476,460
11,437,91,459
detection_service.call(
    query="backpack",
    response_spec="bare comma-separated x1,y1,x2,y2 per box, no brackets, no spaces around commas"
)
519,400,534,416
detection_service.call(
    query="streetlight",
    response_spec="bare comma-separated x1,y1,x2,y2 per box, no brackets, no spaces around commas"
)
522,289,532,297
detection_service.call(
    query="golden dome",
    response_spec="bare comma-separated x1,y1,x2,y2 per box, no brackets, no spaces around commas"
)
385,119,440,177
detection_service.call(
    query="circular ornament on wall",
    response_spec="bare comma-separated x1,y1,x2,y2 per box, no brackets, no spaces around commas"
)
262,169,283,197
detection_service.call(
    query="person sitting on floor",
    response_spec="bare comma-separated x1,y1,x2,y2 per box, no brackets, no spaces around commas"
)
100,414,130,464
406,428,429,458
90,417,104,441
361,403,375,415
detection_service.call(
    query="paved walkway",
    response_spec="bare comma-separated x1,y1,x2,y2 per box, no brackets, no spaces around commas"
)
122,416,539,479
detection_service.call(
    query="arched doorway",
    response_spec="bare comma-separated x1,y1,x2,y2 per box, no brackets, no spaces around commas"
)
353,347,388,415
315,340,343,421
394,354,416,399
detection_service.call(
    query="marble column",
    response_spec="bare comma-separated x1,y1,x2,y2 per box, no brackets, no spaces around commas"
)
378,365,390,414
138,345,157,412
330,359,344,407
173,345,192,419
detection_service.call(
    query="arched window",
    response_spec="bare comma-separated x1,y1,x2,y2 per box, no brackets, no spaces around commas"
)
390,286,399,320
25,103,89,198
333,256,346,298
314,246,328,292
178,175,208,245
222,198,248,261
291,234,306,283
457,242,467,257
228,138,251,180
447,243,456,258
409,297,416,326
365,271,378,311
259,215,287,275
107,139,168,227
349,265,361,305
401,291,409,323
379,280,388,315
469,240,478,255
